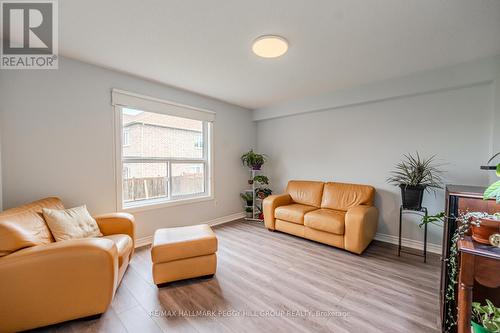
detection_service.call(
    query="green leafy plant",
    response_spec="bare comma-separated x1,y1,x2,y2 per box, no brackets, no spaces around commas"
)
387,152,444,192
241,149,267,169
255,187,272,199
245,206,253,217
240,192,253,206
420,211,498,330
484,153,500,203
253,175,269,185
419,211,445,228
472,299,500,332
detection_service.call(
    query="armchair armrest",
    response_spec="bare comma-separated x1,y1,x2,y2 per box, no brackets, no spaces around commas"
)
94,212,135,247
344,205,379,254
0,238,118,332
263,194,292,230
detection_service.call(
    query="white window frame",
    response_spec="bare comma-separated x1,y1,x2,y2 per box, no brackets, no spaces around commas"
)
113,90,214,213
122,127,130,146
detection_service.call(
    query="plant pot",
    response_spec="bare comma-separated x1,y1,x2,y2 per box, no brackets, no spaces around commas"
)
399,184,426,210
251,164,262,170
248,180,254,185
471,217,500,244
246,201,253,207
471,321,492,333
245,211,253,218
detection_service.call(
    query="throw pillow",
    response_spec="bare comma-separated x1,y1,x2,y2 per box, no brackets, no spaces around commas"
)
42,205,103,241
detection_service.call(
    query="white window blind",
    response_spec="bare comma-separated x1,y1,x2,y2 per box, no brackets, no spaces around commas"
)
112,89,216,122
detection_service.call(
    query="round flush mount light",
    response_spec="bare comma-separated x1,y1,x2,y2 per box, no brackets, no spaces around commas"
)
252,35,288,58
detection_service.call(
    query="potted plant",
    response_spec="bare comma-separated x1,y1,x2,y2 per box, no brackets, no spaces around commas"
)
253,175,269,185
241,149,267,170
255,187,272,199
387,152,444,210
472,299,500,333
483,153,500,203
469,213,500,245
240,192,253,207
245,207,253,218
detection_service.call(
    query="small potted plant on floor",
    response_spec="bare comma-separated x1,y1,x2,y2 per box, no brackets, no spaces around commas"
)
241,149,267,170
387,152,444,210
245,207,253,218
472,299,500,333
240,192,253,207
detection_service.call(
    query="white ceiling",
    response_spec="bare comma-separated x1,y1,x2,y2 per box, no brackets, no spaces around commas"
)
59,0,500,110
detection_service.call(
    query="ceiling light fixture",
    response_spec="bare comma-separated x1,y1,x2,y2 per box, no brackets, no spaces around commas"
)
252,35,288,58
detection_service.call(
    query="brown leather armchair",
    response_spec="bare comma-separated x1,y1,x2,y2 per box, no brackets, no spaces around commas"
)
263,180,378,254
0,197,135,333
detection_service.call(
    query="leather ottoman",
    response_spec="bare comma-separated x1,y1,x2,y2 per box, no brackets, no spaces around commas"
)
151,224,217,285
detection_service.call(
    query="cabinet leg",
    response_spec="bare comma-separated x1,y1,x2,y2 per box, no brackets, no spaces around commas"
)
398,206,403,256
457,282,473,333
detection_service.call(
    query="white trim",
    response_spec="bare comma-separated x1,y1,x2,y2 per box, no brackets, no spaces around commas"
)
253,55,500,121
123,195,214,213
204,212,246,226
114,105,122,212
374,233,442,254
135,223,442,253
112,89,216,122
135,235,153,248
134,212,245,248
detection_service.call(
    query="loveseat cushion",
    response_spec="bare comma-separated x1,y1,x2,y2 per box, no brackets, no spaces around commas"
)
321,182,375,211
0,197,64,257
274,204,317,225
286,180,324,207
304,209,345,235
101,234,133,267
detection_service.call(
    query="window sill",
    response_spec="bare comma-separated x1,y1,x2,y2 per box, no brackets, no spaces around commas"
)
121,195,214,213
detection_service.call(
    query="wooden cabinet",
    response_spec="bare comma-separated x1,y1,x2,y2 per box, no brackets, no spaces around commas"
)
442,185,500,332
457,237,500,333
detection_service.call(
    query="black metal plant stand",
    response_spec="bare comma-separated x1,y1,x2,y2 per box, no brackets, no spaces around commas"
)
397,205,428,263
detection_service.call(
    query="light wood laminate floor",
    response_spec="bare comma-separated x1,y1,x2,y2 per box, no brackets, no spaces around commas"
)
30,220,441,333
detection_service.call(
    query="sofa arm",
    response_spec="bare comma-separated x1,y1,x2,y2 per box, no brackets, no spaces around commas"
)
344,205,379,254
0,238,118,333
263,194,292,230
95,212,135,247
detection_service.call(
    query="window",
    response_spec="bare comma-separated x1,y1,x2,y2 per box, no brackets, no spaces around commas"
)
123,128,130,146
113,90,214,210
194,135,203,149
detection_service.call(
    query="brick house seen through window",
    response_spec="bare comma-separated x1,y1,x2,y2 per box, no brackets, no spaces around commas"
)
120,107,210,207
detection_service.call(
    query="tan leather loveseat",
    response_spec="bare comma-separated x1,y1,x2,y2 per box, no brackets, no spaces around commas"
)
263,180,378,254
0,197,135,332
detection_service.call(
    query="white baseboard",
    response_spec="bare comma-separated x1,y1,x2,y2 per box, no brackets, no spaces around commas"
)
136,217,442,254
134,212,245,248
374,233,442,254
205,212,246,227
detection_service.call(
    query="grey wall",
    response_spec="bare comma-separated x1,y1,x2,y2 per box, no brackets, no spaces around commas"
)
256,57,500,249
1,55,498,247
0,57,255,239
